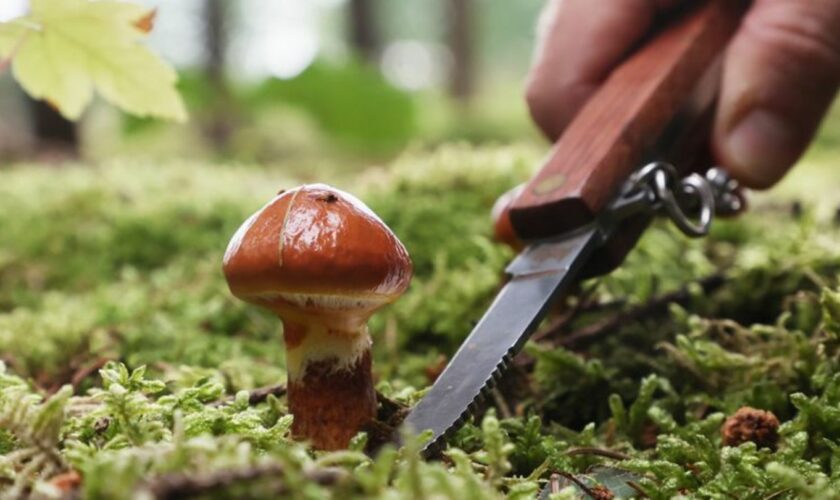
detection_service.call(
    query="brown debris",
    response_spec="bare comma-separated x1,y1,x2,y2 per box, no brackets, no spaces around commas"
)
139,463,345,500
590,484,616,500
359,392,409,454
49,470,82,492
555,471,616,500
70,357,113,391
375,390,408,426
424,354,448,383
549,472,562,494
94,417,111,434
133,9,157,33
639,421,659,449
721,407,780,450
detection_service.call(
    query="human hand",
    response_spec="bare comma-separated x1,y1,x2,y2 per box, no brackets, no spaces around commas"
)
526,0,840,189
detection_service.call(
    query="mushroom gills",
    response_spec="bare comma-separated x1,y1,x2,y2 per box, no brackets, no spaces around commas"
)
259,291,391,312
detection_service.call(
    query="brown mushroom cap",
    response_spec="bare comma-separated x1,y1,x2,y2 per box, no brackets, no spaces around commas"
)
223,184,412,324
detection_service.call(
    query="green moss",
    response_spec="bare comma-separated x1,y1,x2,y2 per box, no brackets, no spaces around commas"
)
2,145,840,497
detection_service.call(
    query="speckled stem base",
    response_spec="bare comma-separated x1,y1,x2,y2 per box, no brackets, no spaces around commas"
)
287,348,376,450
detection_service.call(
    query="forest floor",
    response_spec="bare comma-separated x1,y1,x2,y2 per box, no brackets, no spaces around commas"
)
1,125,840,497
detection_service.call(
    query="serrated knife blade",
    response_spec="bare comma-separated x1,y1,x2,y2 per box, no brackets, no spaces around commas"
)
396,0,747,457
399,225,602,454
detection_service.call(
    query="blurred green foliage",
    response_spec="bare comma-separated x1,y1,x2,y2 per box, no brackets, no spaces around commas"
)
89,58,542,166
1,143,840,497
109,61,429,166
120,70,221,137
245,62,418,155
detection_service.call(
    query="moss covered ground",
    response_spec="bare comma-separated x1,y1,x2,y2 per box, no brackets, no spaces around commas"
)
2,136,840,498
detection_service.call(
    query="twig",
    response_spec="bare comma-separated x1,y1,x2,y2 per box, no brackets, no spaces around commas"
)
360,392,410,454
210,384,287,407
530,306,578,344
762,489,792,500
550,472,562,494
531,283,601,343
375,390,407,423
138,463,345,499
551,274,726,349
0,355,26,378
70,357,112,391
491,387,513,419
627,481,650,498
565,447,630,460
555,471,601,498
516,274,726,371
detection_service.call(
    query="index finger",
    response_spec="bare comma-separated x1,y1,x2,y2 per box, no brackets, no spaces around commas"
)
526,0,687,140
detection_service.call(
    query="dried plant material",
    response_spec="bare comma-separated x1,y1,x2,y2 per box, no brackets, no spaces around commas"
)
49,470,82,492
721,407,780,450
133,8,157,33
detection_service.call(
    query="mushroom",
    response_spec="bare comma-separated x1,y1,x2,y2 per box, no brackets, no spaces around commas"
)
222,184,412,450
490,183,525,251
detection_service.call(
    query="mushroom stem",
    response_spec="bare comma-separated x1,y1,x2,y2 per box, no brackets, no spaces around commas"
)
282,319,377,450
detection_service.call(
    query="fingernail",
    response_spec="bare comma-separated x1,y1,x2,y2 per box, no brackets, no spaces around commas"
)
725,109,800,188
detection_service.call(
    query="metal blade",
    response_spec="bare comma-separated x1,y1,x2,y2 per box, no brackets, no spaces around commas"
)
400,225,602,453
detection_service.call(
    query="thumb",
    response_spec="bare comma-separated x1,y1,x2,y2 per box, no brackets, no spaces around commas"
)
714,0,840,189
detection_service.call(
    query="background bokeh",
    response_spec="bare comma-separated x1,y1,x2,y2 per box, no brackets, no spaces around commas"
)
1,0,837,202
0,0,546,168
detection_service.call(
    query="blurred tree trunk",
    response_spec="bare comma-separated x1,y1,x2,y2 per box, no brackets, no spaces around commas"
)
203,0,233,150
347,0,380,63
447,0,475,104
27,97,78,158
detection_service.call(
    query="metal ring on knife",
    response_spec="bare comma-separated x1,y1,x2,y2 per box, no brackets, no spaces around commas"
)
653,169,714,237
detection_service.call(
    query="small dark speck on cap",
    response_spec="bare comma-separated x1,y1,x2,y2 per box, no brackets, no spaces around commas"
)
277,189,286,195
318,193,338,203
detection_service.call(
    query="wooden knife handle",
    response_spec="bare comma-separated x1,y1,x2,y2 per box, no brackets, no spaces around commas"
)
509,0,747,240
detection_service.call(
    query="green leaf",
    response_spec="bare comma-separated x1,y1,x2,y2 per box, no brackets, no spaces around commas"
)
0,20,27,59
1,0,186,122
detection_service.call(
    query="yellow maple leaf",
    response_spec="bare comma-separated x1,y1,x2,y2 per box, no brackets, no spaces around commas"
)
0,0,187,123
0,20,27,60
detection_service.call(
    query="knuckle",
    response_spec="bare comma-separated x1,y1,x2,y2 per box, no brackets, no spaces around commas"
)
524,79,557,122
748,0,840,78
524,79,565,139
524,79,549,114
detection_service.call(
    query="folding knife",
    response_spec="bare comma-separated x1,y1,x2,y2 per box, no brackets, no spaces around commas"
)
400,0,749,455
